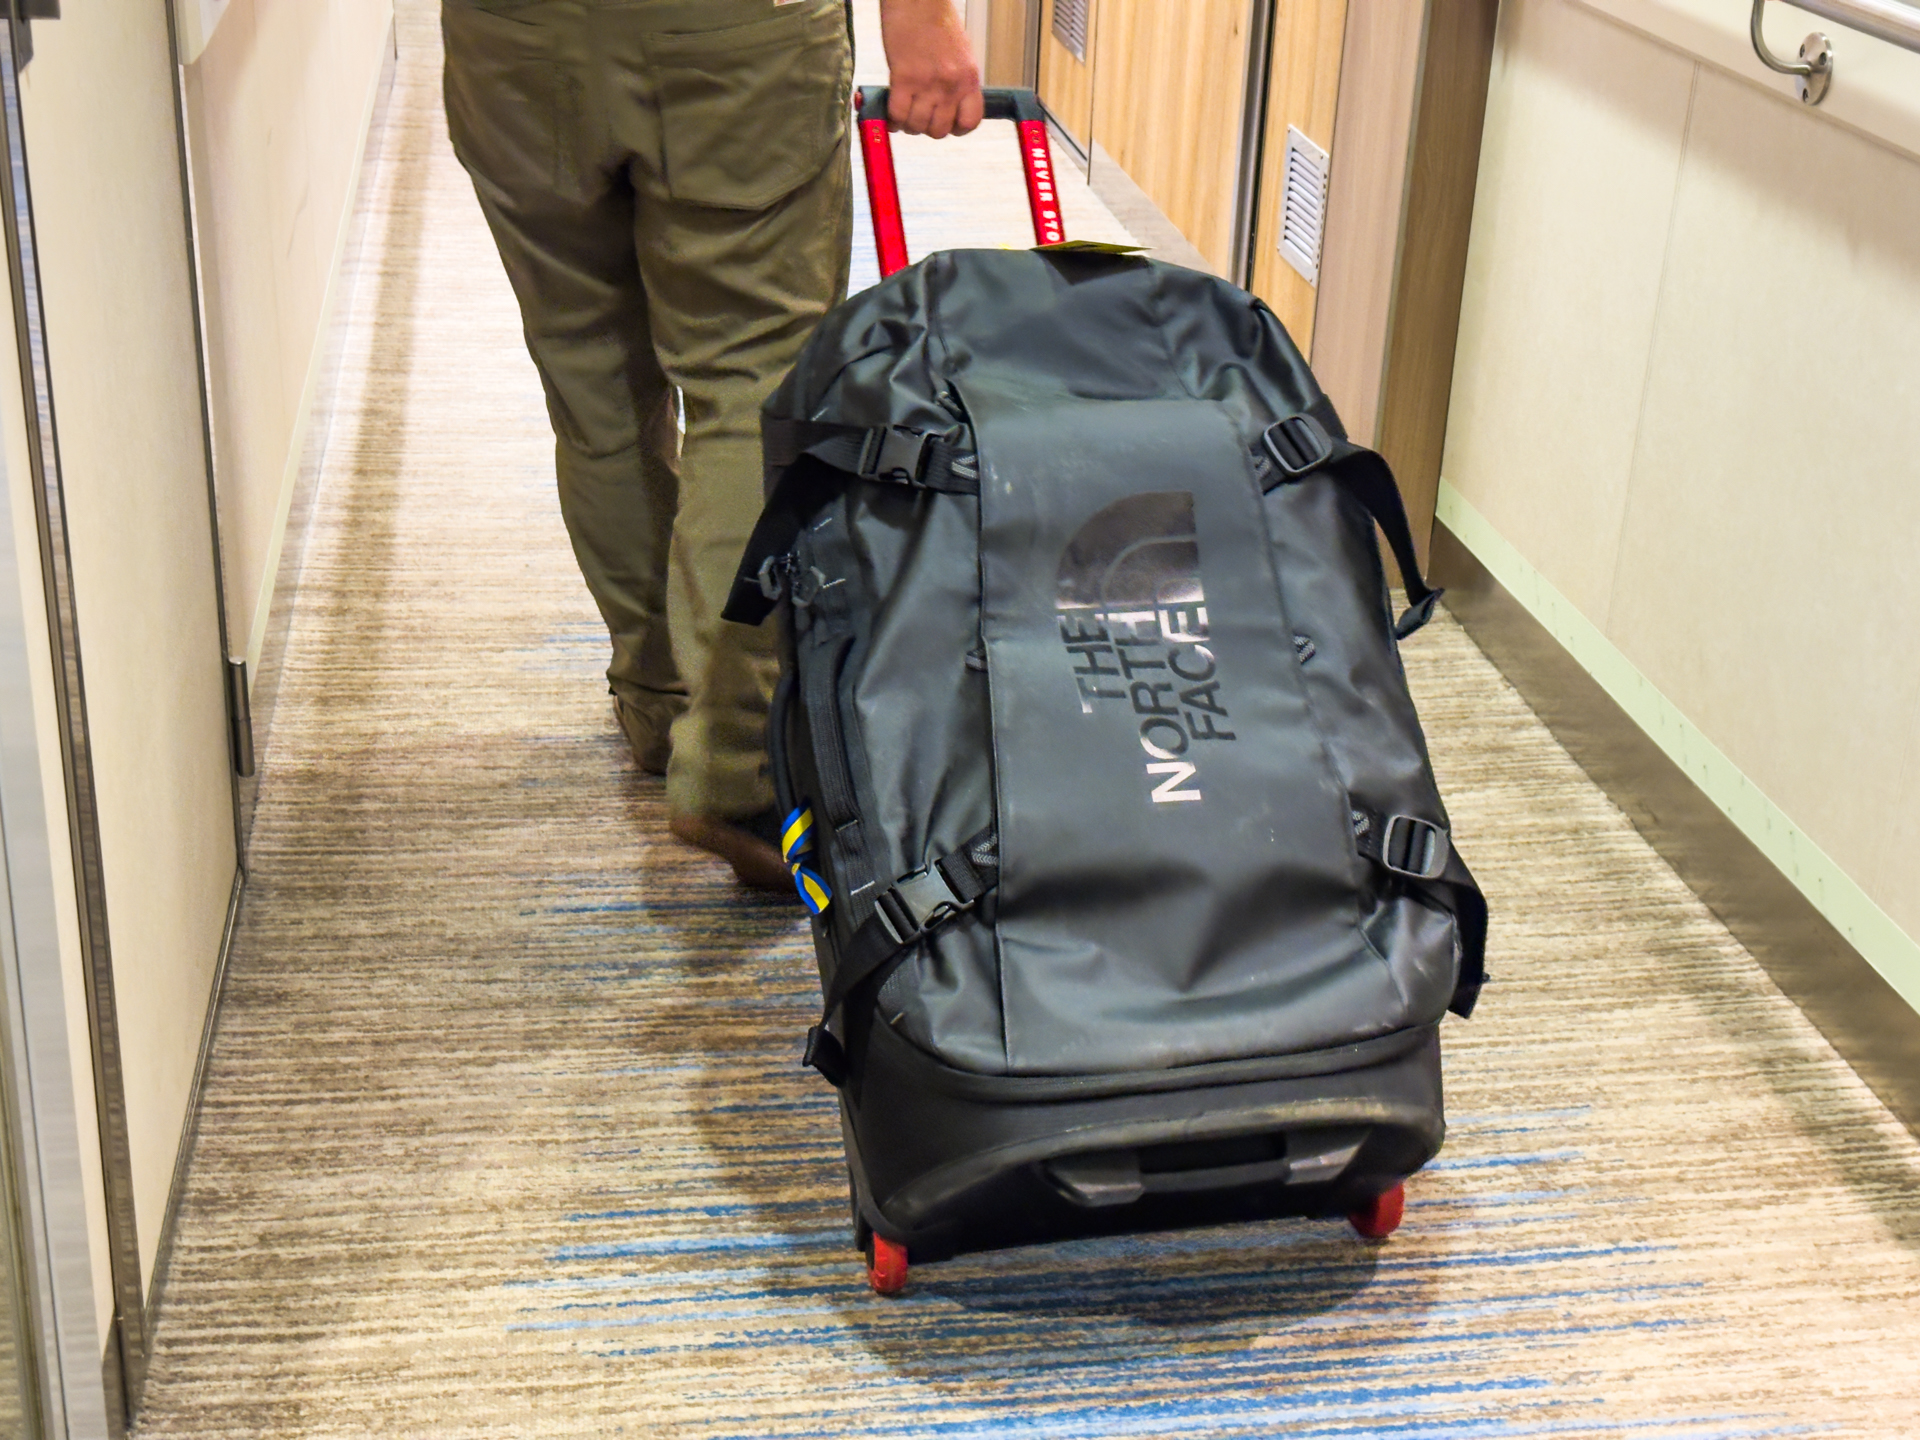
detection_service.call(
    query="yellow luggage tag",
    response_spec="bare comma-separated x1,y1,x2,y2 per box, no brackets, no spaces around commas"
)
1034,240,1148,257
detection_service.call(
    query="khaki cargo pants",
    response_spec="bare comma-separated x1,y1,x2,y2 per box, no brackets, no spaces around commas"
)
442,0,852,818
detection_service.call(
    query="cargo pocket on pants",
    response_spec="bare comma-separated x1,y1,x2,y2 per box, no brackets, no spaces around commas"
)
645,3,850,210
441,1,566,186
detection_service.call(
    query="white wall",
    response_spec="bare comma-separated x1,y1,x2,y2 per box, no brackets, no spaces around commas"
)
184,0,395,680
1442,0,1920,1009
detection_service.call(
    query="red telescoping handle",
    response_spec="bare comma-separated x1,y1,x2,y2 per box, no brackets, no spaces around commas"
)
854,87,1066,279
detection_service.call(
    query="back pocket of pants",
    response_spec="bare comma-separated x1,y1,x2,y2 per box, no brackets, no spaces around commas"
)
647,3,849,210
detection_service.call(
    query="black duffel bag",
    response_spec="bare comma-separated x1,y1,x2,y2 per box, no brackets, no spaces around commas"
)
725,249,1487,1280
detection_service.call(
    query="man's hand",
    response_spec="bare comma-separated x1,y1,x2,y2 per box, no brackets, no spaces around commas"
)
880,0,984,138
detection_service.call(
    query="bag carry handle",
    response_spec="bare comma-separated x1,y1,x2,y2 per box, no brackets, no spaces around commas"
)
1256,397,1446,640
854,86,1065,278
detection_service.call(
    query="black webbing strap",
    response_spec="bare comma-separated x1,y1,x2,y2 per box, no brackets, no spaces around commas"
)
803,828,999,1085
724,419,979,627
1351,802,1488,1018
1254,397,1444,639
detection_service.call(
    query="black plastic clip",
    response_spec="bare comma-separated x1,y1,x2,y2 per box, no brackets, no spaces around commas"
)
874,864,975,947
1261,413,1335,479
1380,814,1450,881
859,426,931,483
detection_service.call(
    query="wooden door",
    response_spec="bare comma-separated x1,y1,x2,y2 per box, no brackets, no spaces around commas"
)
1090,0,1256,275
983,0,1036,87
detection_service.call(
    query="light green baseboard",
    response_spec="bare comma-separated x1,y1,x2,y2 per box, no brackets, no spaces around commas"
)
1436,479,1920,1017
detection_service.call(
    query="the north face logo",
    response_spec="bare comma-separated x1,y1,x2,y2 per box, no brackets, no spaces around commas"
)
1055,492,1237,804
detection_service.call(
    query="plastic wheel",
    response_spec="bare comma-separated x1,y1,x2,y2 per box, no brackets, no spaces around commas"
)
866,1234,909,1295
1347,1182,1406,1240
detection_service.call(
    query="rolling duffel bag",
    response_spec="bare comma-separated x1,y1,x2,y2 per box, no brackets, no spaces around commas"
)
722,89,1487,1295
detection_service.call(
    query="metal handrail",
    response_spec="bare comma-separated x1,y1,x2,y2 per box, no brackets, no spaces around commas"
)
1783,0,1920,51
1753,0,1836,100
1752,0,1920,105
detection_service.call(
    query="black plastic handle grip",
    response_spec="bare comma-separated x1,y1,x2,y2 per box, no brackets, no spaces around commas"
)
855,86,1046,124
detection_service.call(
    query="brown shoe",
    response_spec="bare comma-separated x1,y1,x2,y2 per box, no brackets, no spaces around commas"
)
667,809,791,892
613,696,671,776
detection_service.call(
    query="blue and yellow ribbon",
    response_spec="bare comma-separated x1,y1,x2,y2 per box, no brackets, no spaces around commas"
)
781,806,831,915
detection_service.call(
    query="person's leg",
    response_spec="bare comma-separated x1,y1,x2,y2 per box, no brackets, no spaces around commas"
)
613,0,854,852
441,0,685,765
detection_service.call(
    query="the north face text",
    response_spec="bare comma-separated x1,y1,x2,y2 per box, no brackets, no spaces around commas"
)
1054,492,1237,804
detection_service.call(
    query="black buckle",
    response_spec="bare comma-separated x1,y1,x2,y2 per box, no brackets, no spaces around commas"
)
1381,815,1449,881
1261,413,1334,478
875,865,973,946
858,426,931,482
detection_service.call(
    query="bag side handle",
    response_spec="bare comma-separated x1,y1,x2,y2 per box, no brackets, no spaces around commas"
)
1255,397,1444,639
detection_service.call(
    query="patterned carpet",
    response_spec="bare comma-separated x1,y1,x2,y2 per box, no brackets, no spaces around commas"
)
132,5,1920,1436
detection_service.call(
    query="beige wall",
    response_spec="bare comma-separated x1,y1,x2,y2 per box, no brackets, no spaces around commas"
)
19,0,241,1300
184,0,394,678
1443,0,1920,957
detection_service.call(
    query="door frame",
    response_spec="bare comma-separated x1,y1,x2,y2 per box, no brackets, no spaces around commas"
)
1308,0,1500,566
0,0,252,1426
0,11,150,1421
0,14,122,1435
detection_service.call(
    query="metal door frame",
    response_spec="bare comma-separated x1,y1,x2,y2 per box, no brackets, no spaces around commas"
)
0,17,118,1434
0,2,244,1426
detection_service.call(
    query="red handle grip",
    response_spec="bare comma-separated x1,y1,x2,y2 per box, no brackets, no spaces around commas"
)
858,115,911,278
1016,119,1065,247
854,87,1066,279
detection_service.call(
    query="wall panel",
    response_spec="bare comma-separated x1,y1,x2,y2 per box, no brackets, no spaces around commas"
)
1441,0,1920,1020
184,0,396,680
1310,0,1424,447
1607,66,1920,936
1037,0,1096,150
1441,0,1690,619
1247,0,1348,349
1311,0,1495,562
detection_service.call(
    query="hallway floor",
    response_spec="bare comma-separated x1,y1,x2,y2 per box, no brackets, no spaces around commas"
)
132,5,1920,1435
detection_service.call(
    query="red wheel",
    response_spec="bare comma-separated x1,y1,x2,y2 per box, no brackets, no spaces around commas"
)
1347,1182,1406,1240
866,1235,909,1295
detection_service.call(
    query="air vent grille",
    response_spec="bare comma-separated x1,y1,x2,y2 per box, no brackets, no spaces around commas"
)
1278,125,1330,286
1052,0,1089,63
